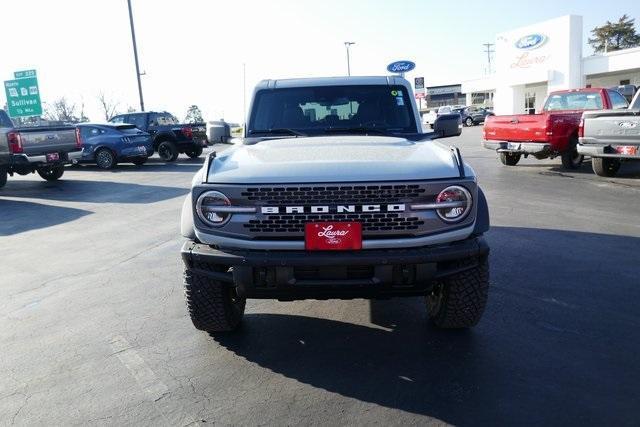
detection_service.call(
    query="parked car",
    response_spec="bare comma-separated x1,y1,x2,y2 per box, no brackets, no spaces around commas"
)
109,111,207,162
77,123,153,169
206,120,231,144
454,106,494,127
578,89,639,177
421,109,438,129
483,88,625,169
0,109,82,187
179,75,488,334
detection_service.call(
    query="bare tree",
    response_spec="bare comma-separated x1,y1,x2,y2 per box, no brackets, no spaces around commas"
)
44,97,78,122
97,92,120,121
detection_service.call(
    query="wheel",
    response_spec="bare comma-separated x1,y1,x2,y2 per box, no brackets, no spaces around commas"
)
0,167,7,188
426,258,489,328
185,146,203,159
561,137,584,169
499,152,521,166
95,148,116,170
132,157,147,166
465,117,474,127
184,267,245,333
592,157,621,177
37,165,65,181
157,140,179,162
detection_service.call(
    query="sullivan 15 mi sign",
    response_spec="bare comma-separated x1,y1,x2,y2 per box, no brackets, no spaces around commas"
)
4,70,42,118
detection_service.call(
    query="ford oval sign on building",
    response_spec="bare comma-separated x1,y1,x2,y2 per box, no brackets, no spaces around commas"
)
514,34,547,50
387,60,416,73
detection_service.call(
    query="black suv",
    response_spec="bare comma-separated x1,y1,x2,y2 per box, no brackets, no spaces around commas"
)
110,111,207,161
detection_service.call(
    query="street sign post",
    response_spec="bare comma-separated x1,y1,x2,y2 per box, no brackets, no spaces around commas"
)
4,71,42,118
414,77,425,91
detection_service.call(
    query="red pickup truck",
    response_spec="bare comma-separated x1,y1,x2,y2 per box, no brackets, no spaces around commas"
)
482,88,622,169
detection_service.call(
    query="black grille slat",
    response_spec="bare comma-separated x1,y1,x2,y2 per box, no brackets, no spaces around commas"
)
243,212,425,234
240,185,425,204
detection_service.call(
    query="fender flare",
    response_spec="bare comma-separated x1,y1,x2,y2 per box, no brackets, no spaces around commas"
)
472,187,490,235
181,195,196,239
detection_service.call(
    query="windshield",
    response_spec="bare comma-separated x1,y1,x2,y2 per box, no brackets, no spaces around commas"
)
248,85,416,136
544,92,603,111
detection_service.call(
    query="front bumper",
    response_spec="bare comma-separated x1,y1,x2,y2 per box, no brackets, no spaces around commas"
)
483,140,551,155
181,236,489,300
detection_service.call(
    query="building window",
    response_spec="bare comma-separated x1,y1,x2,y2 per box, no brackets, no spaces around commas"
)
524,92,536,114
620,79,630,85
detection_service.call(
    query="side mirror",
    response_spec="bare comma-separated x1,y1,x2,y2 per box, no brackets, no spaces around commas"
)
433,113,462,138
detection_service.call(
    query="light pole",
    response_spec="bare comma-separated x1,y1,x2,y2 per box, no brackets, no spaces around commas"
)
127,0,145,111
344,42,355,76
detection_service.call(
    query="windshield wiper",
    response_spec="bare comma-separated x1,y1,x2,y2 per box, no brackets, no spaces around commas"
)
323,127,392,135
248,128,306,137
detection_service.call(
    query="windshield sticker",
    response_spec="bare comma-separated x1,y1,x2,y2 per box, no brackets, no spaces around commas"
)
396,97,405,106
391,90,398,96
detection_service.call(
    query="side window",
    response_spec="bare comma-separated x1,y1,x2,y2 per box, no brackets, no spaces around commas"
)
126,114,146,129
110,116,125,124
81,127,102,138
608,90,629,109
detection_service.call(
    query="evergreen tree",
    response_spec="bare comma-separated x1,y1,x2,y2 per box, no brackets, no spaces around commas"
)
588,14,640,53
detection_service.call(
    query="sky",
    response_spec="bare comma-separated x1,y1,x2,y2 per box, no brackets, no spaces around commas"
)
2,0,639,123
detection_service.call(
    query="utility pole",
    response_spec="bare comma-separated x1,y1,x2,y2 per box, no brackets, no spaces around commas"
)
482,43,495,75
127,0,145,111
344,42,355,76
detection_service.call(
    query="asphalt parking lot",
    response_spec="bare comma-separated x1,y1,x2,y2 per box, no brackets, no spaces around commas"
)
1,126,639,425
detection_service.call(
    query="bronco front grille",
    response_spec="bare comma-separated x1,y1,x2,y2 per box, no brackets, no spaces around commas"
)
240,185,426,204
244,212,425,234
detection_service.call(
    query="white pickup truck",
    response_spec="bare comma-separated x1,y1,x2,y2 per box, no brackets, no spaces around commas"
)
0,109,82,187
578,89,640,177
179,76,490,334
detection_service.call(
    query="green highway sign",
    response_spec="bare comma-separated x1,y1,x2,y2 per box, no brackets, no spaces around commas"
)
14,69,37,79
4,76,42,118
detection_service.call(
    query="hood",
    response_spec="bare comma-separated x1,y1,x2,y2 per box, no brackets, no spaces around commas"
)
206,136,466,184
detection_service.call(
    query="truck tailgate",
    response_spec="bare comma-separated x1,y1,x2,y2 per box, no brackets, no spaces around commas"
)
18,126,78,156
582,109,640,146
484,114,548,142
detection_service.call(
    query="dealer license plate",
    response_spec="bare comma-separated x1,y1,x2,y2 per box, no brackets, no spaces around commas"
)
46,152,60,162
305,222,362,251
615,146,638,156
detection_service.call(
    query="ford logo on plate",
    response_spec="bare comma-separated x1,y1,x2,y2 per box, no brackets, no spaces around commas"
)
514,34,547,50
387,60,416,73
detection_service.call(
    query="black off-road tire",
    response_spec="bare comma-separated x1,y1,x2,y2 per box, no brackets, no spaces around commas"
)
426,258,489,329
561,137,584,169
592,157,620,177
158,140,179,162
185,146,203,159
184,268,245,333
37,165,65,181
0,167,7,188
499,152,521,166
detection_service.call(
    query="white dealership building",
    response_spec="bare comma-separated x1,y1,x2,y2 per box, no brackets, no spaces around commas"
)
462,15,640,115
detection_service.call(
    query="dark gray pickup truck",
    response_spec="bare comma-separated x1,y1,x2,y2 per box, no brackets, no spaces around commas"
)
0,109,82,187
578,90,640,177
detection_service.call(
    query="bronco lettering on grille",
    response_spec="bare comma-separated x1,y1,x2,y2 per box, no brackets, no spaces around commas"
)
261,204,405,214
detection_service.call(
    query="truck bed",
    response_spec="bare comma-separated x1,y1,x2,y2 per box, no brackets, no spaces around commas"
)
580,109,640,146
484,113,549,142
14,125,78,156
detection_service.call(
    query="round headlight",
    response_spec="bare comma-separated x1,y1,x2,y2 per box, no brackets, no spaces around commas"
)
196,190,231,227
435,186,472,223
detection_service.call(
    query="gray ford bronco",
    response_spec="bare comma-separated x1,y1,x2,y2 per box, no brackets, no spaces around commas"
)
180,76,490,333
